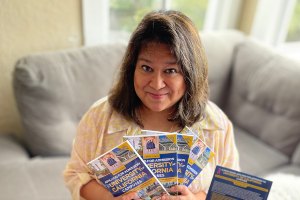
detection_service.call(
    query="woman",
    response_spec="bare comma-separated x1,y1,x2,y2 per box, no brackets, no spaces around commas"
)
64,10,240,200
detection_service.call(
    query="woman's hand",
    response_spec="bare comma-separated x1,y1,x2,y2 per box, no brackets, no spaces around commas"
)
161,185,206,200
114,192,141,200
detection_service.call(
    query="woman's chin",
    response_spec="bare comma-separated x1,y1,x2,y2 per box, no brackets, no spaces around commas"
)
147,106,172,113
141,102,174,113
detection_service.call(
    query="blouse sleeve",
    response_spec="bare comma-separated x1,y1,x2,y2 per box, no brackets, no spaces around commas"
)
188,103,240,194
63,107,104,200
218,119,240,171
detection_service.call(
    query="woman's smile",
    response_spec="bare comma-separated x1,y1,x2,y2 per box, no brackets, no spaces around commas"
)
147,92,168,99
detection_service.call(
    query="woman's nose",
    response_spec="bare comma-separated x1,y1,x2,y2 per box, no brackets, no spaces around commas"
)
149,73,166,90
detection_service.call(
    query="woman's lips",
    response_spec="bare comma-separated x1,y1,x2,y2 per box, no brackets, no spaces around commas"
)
148,92,167,99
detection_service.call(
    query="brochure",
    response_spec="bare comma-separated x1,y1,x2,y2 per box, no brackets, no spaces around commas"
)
183,140,214,186
124,133,178,191
176,134,194,185
206,165,272,200
138,130,193,185
180,126,198,138
87,140,168,199
180,126,215,187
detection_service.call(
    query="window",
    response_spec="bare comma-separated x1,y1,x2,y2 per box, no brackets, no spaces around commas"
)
286,0,300,42
169,0,209,30
83,0,211,45
108,0,209,42
109,0,162,42
109,0,209,32
278,0,300,60
250,0,300,60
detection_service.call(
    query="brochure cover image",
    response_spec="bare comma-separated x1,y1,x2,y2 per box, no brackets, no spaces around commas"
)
177,134,194,185
124,133,178,191
206,165,272,200
180,126,215,186
140,130,193,186
183,138,215,187
87,140,168,199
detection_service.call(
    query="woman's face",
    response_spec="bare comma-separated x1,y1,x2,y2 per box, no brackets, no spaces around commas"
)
134,42,186,113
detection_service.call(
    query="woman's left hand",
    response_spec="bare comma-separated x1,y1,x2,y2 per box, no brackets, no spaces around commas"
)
161,185,206,200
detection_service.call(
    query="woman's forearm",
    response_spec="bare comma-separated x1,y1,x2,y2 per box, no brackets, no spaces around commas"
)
80,179,114,200
80,180,139,200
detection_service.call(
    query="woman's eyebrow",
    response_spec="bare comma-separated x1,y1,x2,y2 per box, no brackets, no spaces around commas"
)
137,57,151,63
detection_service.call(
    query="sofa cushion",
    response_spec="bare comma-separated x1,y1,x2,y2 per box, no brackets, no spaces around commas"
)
292,143,300,165
234,126,289,176
225,39,300,157
267,165,300,176
0,134,29,163
202,30,244,108
264,173,300,199
14,44,126,156
0,157,69,200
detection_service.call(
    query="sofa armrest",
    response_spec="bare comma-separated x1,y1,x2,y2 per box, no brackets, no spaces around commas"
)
0,134,29,163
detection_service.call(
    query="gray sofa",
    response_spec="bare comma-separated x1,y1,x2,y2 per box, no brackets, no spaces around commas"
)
1,30,300,200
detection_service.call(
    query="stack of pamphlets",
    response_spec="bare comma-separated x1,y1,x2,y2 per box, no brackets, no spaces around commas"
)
124,129,214,188
87,129,273,199
87,140,168,199
87,128,215,198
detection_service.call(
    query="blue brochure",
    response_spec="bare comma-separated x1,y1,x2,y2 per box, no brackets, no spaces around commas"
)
206,165,272,200
177,134,194,185
87,141,168,199
183,144,214,186
180,126,215,187
124,132,178,191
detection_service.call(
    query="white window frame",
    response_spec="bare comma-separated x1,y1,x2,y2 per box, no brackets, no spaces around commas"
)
82,0,109,45
251,0,297,45
204,0,243,30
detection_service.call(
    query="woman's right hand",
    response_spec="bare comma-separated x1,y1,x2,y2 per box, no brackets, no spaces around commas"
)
114,192,141,200
80,179,141,200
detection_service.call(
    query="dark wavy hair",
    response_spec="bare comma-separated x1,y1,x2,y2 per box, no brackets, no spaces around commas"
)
108,10,208,127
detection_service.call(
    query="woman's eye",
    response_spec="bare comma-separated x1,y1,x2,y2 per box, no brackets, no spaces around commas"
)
165,68,177,74
141,65,153,72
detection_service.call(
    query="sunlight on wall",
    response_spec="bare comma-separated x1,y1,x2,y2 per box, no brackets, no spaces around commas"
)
0,0,83,137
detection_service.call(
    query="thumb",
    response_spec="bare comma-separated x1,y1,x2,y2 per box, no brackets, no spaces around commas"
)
170,185,191,196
